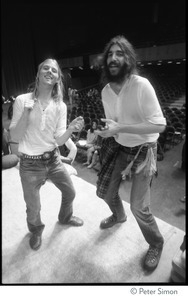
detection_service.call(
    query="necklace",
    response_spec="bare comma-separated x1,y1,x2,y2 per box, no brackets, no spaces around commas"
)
38,99,51,111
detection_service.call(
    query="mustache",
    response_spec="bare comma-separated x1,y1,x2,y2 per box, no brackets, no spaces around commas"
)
108,62,119,67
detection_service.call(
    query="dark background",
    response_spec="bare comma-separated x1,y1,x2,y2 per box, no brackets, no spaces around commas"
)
1,0,186,98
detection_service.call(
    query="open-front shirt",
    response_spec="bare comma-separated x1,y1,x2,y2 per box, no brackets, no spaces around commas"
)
102,74,166,147
10,92,67,155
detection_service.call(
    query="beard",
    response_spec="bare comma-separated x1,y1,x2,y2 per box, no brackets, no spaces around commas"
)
105,62,129,83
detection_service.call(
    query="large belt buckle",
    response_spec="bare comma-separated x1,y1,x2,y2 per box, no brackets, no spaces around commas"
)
42,152,51,160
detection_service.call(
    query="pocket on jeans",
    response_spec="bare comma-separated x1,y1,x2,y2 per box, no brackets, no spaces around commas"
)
20,158,37,168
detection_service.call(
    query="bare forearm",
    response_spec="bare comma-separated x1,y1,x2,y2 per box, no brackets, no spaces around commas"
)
56,116,84,146
56,128,73,146
118,122,166,134
95,120,166,138
9,111,30,141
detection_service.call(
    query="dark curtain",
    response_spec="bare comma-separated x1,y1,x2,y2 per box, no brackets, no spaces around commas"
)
1,3,37,98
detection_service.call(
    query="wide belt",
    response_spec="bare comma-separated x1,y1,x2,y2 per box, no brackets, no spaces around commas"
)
21,148,57,160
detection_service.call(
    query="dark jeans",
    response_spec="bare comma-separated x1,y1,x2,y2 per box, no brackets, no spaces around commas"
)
104,143,164,248
19,151,76,234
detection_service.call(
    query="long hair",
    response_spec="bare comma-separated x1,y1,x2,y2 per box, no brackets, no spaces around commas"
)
32,58,64,102
90,120,98,133
101,35,138,86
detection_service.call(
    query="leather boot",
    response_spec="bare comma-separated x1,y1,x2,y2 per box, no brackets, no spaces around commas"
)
29,232,42,250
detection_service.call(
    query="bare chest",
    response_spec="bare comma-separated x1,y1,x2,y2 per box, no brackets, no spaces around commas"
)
110,83,124,95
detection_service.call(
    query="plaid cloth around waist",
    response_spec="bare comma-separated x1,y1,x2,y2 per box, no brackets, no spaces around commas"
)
96,138,156,199
119,143,151,155
21,148,57,160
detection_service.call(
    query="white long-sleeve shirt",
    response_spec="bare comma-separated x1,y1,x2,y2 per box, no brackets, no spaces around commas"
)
102,74,166,147
9,92,67,155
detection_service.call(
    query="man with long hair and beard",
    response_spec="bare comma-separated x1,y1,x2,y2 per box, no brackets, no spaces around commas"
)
9,58,84,251
95,35,166,272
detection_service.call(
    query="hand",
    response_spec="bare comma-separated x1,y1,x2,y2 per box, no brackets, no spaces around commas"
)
24,99,36,111
94,118,120,138
60,156,73,165
68,116,84,132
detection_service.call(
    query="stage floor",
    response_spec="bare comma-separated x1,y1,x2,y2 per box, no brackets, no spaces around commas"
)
2,166,185,284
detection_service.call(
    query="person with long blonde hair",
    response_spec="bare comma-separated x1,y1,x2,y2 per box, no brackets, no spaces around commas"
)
10,58,84,251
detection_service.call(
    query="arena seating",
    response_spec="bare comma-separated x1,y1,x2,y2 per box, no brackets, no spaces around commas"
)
140,64,185,106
